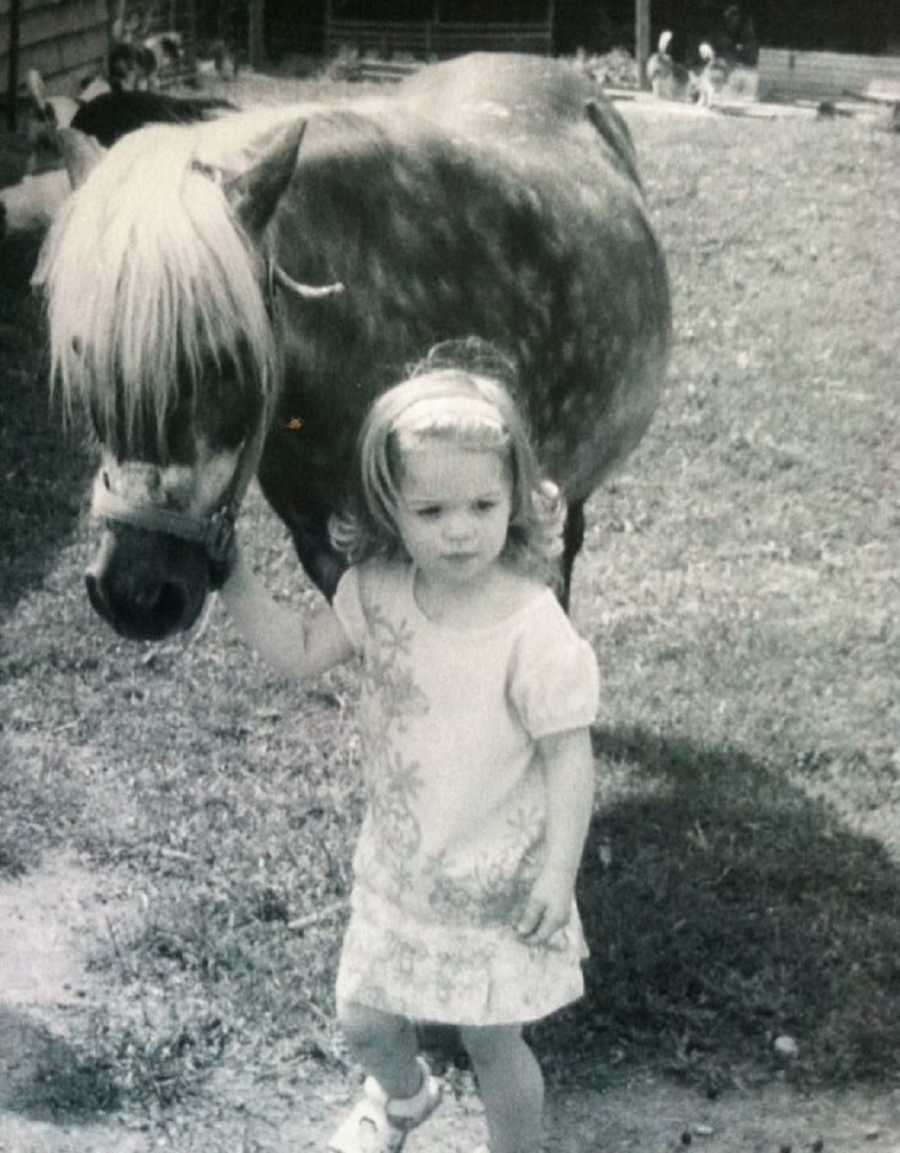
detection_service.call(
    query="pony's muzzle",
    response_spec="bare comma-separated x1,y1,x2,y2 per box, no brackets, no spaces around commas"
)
86,527,210,641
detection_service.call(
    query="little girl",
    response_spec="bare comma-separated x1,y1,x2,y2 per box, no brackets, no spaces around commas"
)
221,357,599,1153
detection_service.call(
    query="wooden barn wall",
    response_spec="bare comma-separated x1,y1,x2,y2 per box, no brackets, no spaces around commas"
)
759,47,900,101
1,0,109,98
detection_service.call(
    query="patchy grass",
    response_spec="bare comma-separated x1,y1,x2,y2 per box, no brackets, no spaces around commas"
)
0,1007,120,1119
1,87,898,1117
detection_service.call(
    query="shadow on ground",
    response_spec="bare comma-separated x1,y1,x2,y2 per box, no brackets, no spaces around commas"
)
531,725,900,1090
0,1006,118,1121
0,246,93,618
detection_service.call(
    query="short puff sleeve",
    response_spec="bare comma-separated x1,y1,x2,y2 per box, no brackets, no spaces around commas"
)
508,598,599,739
332,566,367,653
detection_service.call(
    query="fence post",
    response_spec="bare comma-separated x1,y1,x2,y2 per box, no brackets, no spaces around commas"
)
428,0,440,57
249,0,265,70
183,0,197,75
635,0,651,90
6,0,22,130
324,0,333,58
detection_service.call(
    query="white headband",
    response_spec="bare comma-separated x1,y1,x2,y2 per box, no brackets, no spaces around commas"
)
391,394,507,439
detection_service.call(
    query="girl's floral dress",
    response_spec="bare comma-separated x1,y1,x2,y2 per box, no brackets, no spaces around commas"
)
332,559,599,1025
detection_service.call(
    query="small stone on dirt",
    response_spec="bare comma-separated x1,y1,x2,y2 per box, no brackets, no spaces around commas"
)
773,1034,799,1059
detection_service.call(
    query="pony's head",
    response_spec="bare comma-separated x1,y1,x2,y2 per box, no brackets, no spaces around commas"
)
35,118,303,639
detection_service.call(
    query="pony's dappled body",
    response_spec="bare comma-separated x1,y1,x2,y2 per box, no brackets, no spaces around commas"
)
36,53,671,640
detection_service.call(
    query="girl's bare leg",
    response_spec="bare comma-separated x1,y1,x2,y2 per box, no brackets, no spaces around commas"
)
337,1000,422,1098
460,1024,544,1153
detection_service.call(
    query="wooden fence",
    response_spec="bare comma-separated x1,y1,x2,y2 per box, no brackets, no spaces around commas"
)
759,47,900,103
324,18,553,61
1,0,108,101
1,0,198,117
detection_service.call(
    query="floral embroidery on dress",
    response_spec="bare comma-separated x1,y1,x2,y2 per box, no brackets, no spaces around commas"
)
423,795,547,926
426,854,532,925
368,747,424,887
333,561,597,1025
358,599,427,731
356,579,431,896
433,945,495,1008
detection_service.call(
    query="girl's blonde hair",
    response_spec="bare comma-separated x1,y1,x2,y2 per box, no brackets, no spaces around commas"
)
330,342,564,583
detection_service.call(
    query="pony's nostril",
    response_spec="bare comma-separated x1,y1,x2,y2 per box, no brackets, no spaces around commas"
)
85,567,191,640
153,582,186,626
121,580,187,639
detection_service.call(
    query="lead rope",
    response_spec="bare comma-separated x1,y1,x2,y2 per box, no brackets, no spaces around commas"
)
204,256,345,559
182,383,273,649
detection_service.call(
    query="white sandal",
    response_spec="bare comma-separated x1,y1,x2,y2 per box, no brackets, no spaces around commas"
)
328,1056,442,1152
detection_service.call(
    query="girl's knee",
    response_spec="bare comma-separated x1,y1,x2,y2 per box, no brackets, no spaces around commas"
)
459,1023,523,1066
337,999,410,1052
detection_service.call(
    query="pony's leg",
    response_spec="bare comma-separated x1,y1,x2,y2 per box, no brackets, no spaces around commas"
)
559,499,586,613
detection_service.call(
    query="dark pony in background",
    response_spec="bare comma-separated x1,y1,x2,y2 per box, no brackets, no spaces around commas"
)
35,53,671,641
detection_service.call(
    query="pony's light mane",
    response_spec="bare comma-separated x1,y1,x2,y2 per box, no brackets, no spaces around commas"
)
36,123,278,453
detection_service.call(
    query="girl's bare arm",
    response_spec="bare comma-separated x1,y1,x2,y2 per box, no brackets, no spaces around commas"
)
220,549,354,680
517,726,595,944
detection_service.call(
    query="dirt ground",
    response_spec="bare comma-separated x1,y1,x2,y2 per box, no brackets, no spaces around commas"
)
2,851,899,1153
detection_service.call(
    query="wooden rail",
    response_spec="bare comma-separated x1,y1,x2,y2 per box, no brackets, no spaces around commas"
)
325,18,552,61
352,59,421,83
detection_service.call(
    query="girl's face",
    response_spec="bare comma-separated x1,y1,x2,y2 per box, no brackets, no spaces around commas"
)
394,441,513,588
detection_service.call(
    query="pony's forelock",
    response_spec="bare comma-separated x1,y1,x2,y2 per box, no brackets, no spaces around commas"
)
36,125,277,452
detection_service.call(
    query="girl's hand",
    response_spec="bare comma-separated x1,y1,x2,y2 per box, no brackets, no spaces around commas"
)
518,727,594,946
516,865,575,946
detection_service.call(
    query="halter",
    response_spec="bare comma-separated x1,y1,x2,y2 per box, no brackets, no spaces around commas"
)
90,399,270,565
90,258,344,566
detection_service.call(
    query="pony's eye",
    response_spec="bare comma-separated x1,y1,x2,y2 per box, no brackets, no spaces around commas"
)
102,470,111,490
71,336,83,357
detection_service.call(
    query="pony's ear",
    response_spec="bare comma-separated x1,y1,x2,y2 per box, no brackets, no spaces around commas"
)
58,128,107,189
224,119,306,242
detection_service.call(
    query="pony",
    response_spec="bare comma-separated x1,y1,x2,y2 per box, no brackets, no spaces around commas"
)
34,53,671,641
